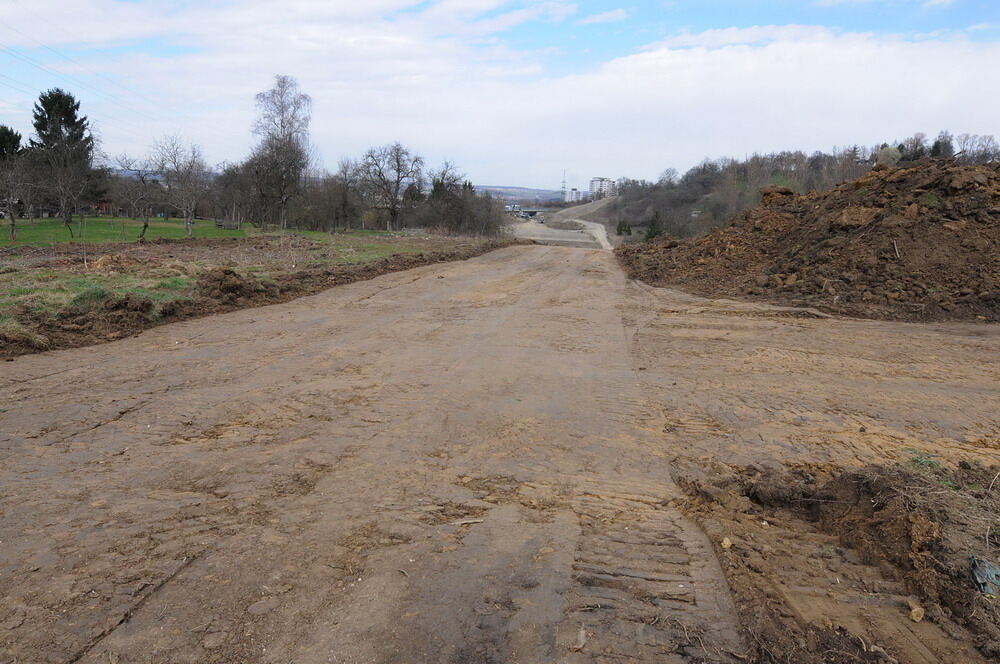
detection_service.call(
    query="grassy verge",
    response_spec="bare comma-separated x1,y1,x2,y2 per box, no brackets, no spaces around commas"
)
0,231,509,356
2,217,246,245
0,217,417,246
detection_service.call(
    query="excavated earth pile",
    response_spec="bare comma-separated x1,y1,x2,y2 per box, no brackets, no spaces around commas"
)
616,160,999,321
674,460,1000,662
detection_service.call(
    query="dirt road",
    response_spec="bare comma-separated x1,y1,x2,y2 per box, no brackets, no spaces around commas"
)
509,219,606,249
2,245,998,663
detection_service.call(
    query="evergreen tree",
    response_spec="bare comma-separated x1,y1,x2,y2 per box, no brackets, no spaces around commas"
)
930,131,955,159
29,89,95,235
0,125,21,159
645,211,664,241
31,90,92,152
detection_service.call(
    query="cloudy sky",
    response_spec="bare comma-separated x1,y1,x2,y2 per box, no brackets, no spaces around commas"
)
0,0,997,190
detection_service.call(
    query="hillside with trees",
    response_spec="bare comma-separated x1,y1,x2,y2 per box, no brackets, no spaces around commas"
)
611,132,999,239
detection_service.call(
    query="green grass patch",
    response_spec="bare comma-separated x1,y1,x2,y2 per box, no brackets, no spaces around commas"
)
1,217,246,245
767,174,801,191
906,450,942,470
155,276,194,290
1,218,421,247
69,285,110,310
917,192,940,207
0,270,198,321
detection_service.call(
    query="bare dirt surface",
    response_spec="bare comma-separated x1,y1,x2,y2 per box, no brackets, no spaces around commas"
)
510,219,603,249
548,198,619,248
2,245,998,663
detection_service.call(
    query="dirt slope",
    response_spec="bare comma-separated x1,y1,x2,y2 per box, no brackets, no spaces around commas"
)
617,161,999,321
2,246,998,663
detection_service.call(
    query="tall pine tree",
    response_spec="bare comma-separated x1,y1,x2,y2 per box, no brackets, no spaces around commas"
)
645,210,664,241
0,125,21,159
30,89,94,236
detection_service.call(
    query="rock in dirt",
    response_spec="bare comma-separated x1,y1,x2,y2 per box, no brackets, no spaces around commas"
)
616,160,1000,321
247,597,280,616
906,597,925,622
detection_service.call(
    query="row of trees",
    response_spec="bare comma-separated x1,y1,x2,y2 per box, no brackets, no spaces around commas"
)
611,130,999,240
0,89,99,240
0,75,505,242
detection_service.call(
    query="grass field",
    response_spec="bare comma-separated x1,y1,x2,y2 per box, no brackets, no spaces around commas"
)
2,217,246,245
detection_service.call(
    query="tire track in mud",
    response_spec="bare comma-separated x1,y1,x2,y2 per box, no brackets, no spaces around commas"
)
559,479,745,663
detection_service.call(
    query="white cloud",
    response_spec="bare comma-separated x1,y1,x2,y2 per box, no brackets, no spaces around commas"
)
815,0,955,5
576,8,629,25
649,25,840,49
0,5,997,190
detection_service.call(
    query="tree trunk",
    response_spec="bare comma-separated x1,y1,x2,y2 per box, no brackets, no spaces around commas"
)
185,212,194,237
63,206,75,238
138,210,149,242
7,208,15,242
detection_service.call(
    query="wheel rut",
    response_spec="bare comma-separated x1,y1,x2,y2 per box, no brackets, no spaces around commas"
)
558,480,745,663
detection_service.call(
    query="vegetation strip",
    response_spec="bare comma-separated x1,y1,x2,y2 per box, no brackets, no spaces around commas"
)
1,237,515,358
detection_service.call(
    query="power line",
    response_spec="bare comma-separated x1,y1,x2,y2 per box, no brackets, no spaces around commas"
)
4,0,200,125
0,23,181,126
0,64,165,146
0,41,165,126
0,72,35,96
0,23,150,102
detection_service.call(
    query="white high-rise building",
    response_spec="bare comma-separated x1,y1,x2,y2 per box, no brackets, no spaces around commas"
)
589,177,616,199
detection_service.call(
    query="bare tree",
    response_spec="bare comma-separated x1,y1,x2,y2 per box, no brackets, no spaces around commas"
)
153,136,210,237
330,158,362,230
251,74,312,229
658,168,679,186
254,74,311,142
0,125,26,241
357,142,424,231
113,153,159,241
0,158,27,241
214,161,255,230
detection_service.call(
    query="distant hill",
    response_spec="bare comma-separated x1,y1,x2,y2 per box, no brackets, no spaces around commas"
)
477,185,564,202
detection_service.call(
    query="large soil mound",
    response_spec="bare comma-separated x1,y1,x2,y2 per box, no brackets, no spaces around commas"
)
616,161,999,321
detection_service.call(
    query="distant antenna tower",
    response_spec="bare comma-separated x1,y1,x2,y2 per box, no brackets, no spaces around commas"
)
561,170,567,202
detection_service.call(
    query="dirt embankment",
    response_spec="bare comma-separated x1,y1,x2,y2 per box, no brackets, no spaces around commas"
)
0,237,512,358
674,460,1000,663
617,161,999,321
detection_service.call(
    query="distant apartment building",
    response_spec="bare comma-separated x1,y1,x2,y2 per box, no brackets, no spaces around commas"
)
589,177,616,199
563,187,582,202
